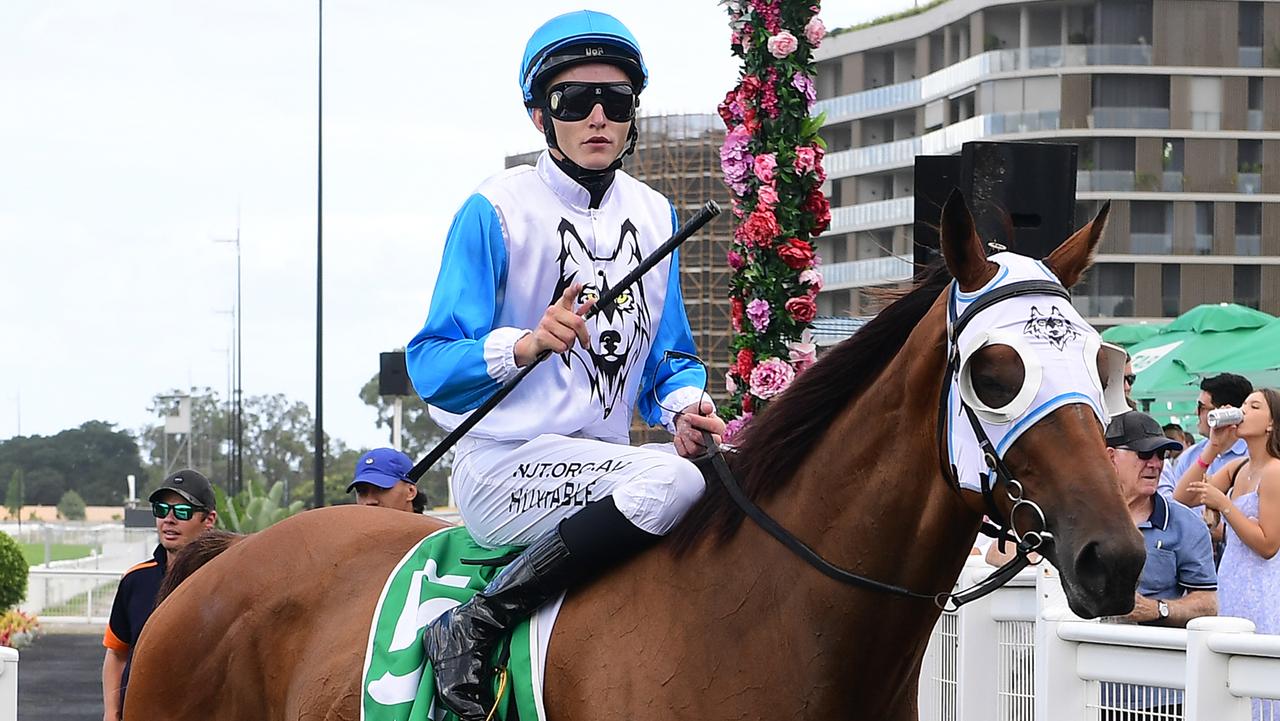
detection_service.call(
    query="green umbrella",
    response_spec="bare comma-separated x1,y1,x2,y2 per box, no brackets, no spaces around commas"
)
1183,317,1280,384
1101,322,1166,349
1126,304,1275,402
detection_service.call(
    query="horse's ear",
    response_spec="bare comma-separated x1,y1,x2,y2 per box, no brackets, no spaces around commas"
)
1045,201,1110,289
940,189,996,292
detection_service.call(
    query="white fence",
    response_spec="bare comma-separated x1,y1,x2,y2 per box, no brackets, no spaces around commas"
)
24,569,120,623
0,647,15,721
921,559,1280,721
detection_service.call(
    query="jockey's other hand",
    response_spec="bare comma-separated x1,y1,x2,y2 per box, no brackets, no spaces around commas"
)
674,399,725,458
516,283,594,367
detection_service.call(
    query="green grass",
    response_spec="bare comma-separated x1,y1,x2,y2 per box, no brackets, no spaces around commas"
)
831,0,951,36
20,542,93,566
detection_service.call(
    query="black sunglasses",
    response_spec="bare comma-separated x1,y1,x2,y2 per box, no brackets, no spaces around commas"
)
1119,447,1167,461
546,82,636,123
1124,374,1136,386
152,501,205,521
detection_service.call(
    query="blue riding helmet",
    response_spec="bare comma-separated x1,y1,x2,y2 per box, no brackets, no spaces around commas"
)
519,10,648,111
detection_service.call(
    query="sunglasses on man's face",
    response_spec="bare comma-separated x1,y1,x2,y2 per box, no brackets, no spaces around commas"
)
1124,374,1136,386
546,82,637,123
152,501,204,521
1119,447,1168,461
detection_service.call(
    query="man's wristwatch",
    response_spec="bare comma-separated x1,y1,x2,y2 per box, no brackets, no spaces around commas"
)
1157,600,1170,620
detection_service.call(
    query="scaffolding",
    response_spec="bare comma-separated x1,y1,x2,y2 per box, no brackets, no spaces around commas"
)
503,114,732,443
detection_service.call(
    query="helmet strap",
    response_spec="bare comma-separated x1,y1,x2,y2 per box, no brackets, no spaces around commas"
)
540,106,638,207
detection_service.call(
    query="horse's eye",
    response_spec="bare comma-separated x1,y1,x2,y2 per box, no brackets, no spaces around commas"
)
970,344,1026,408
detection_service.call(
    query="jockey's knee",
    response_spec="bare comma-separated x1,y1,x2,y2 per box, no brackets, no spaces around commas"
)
613,458,705,537
666,458,706,519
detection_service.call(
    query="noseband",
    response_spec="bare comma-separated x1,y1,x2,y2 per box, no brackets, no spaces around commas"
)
707,277,1074,610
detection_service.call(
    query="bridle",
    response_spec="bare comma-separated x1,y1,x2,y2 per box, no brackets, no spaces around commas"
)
707,277,1076,610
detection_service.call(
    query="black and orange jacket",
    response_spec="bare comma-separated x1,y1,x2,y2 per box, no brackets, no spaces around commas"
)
103,545,167,654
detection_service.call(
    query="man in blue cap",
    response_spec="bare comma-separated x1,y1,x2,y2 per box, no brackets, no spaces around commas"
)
347,448,425,514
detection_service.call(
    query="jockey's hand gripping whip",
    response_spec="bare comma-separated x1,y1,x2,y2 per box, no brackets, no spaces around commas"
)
408,200,721,482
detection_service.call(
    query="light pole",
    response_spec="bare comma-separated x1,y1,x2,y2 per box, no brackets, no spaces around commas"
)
314,0,326,508
215,227,243,497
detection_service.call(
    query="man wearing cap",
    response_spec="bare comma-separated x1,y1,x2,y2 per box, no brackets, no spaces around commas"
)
1105,411,1218,627
348,448,425,514
102,469,217,721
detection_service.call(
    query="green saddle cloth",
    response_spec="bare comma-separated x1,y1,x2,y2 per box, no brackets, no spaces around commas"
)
361,526,542,721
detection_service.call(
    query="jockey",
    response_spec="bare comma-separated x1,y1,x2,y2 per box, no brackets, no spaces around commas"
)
405,10,725,720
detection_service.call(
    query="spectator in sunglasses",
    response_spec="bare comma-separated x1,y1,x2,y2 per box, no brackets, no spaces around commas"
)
103,469,217,721
1159,373,1253,500
1105,411,1217,629
405,11,723,719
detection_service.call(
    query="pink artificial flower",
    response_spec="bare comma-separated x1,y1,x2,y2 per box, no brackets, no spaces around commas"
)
789,331,818,372
753,153,777,184
726,372,738,394
794,145,818,175
721,125,754,196
767,30,798,59
757,183,779,209
749,357,796,399
799,268,824,291
726,249,745,270
804,16,826,46
724,413,753,443
746,298,771,332
791,72,816,110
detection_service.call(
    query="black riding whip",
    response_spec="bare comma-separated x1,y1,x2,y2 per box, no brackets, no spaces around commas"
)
407,200,722,482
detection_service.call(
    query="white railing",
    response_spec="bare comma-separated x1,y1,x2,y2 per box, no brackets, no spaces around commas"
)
821,256,914,290
23,569,120,623
920,560,1280,721
0,647,15,721
828,197,913,235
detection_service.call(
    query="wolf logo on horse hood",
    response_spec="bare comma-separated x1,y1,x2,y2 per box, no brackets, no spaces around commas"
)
552,216,651,418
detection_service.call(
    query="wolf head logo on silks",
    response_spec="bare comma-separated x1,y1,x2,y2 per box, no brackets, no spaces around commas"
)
1023,306,1079,351
552,217,652,417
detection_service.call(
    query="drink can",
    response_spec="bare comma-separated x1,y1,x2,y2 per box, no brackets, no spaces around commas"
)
1207,407,1244,428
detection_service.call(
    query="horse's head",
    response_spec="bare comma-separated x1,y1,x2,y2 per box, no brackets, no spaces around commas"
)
938,191,1145,618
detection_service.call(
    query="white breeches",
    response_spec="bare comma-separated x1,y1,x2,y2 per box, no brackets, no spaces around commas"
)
451,434,706,548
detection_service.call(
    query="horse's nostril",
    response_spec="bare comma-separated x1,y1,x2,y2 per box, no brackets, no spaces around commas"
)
1072,540,1108,599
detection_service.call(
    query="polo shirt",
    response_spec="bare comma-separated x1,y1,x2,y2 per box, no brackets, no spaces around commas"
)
1135,493,1217,600
103,545,168,708
1157,437,1248,499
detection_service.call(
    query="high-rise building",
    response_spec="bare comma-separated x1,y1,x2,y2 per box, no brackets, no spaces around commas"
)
506,114,731,441
812,0,1280,325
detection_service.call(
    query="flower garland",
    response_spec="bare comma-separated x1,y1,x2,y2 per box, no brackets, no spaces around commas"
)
719,0,830,440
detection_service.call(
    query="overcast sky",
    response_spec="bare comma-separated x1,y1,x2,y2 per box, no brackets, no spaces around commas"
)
0,0,916,457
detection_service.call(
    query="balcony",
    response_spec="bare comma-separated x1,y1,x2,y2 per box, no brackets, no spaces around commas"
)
1248,110,1264,131
1130,233,1172,254
1090,107,1170,129
1073,295,1134,318
1161,172,1183,192
821,256,914,290
1076,170,1135,192
1238,173,1262,194
1240,47,1263,68
825,111,1060,179
814,45,1154,124
1193,233,1213,255
1190,112,1221,131
828,197,913,235
1237,235,1262,255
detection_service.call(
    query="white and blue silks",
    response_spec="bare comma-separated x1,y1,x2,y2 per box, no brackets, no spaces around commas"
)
945,253,1127,494
406,151,708,445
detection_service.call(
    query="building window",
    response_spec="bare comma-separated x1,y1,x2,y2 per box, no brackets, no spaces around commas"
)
1194,203,1214,255
1240,2,1263,48
1074,263,1135,318
1161,265,1181,317
1098,0,1153,45
1189,77,1223,131
1237,203,1262,255
1235,266,1261,309
1130,201,1171,253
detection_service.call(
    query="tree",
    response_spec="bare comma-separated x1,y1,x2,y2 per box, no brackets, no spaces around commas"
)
0,533,26,609
57,489,86,521
0,422,145,506
358,370,452,507
4,470,22,526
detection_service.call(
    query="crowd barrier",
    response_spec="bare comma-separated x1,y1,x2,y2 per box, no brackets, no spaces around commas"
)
920,558,1280,721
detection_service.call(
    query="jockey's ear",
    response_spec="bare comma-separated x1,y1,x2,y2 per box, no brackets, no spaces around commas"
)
939,189,997,292
531,107,546,134
1046,201,1109,289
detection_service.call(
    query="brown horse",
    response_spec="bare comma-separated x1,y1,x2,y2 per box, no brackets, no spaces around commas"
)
125,194,1145,721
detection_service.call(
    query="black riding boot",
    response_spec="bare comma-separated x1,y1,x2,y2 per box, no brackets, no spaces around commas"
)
424,497,659,721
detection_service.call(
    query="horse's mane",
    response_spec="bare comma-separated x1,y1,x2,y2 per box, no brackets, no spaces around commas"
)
668,262,953,554
156,529,246,605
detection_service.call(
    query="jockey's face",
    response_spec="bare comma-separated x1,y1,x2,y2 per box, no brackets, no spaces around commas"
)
532,63,633,171
153,490,216,555
354,481,417,513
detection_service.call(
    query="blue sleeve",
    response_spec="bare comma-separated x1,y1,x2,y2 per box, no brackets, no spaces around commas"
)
406,194,510,414
636,204,707,427
1176,509,1218,591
